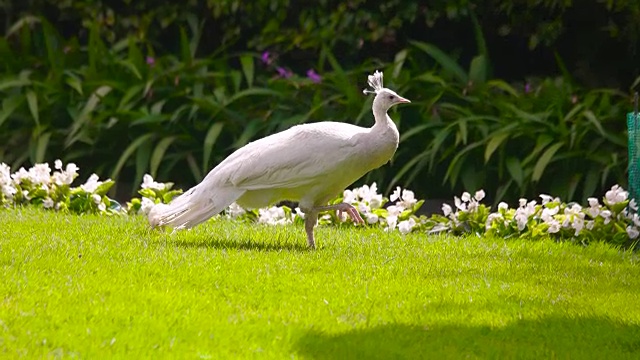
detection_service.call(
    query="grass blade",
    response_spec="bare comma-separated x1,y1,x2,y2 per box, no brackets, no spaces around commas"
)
26,90,39,125
240,54,254,88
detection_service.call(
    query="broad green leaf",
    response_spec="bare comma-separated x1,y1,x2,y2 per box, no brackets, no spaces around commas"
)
179,26,193,64
151,136,177,177
0,77,31,91
26,90,39,125
65,74,83,95
117,60,142,80
506,157,524,188
0,96,24,128
33,131,51,163
134,139,153,193
532,142,564,182
240,55,255,88
67,85,112,146
392,49,408,79
202,122,224,173
468,55,487,85
186,153,202,182
410,40,468,83
484,132,509,163
111,133,154,181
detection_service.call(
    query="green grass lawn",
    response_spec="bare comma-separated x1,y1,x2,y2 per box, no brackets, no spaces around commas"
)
1,208,639,359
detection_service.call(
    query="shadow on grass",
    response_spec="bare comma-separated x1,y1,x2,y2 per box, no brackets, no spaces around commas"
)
294,316,640,359
171,235,310,252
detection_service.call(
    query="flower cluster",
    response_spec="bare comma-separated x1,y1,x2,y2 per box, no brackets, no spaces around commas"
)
1,160,115,214
222,182,423,234
428,185,640,246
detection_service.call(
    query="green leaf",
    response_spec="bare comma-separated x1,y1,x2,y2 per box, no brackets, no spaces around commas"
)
532,142,564,182
410,40,468,83
67,85,112,147
151,136,177,178
484,132,509,163
506,157,524,188
111,133,154,181
34,131,51,164
26,91,39,125
65,73,84,95
240,55,254,88
468,55,487,85
0,96,24,128
202,122,224,173
392,49,408,79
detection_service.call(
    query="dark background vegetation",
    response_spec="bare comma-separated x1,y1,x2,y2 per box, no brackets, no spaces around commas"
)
1,0,639,205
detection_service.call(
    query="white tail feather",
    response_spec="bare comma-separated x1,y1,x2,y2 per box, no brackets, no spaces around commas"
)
148,185,244,230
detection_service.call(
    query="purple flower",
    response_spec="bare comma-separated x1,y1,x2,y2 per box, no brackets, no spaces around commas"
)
524,83,531,94
261,51,272,65
146,56,155,67
276,66,293,78
307,69,321,83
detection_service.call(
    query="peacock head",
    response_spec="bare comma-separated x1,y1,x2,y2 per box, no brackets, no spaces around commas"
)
363,70,410,111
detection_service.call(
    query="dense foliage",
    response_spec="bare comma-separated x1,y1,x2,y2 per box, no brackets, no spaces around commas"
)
0,1,636,204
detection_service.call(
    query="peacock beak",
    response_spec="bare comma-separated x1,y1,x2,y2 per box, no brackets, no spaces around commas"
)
397,96,411,104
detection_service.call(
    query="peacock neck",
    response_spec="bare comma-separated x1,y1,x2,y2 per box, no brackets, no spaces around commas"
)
372,104,396,132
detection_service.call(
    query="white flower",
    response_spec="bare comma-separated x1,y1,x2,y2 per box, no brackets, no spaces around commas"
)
141,174,166,191
587,197,599,208
54,159,63,170
386,205,403,217
390,186,402,202
343,189,356,204
626,226,639,239
294,207,305,219
2,184,17,198
631,199,638,212
365,212,379,224
258,206,290,225
498,202,508,211
140,197,155,215
357,202,371,214
53,162,79,186
519,198,527,208
454,197,466,211
11,167,30,184
81,174,102,193
604,185,628,205
586,220,594,230
92,194,102,204
226,202,246,218
486,212,503,230
599,209,612,224
442,203,452,217
572,217,584,236
541,207,558,222
474,190,485,202
515,213,528,231
461,192,471,202
385,215,398,231
43,197,54,209
539,194,553,205
98,202,106,212
0,163,11,183
28,163,52,185
398,218,417,235
547,219,560,233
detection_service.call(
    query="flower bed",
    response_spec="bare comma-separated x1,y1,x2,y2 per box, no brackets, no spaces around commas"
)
2,161,638,247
